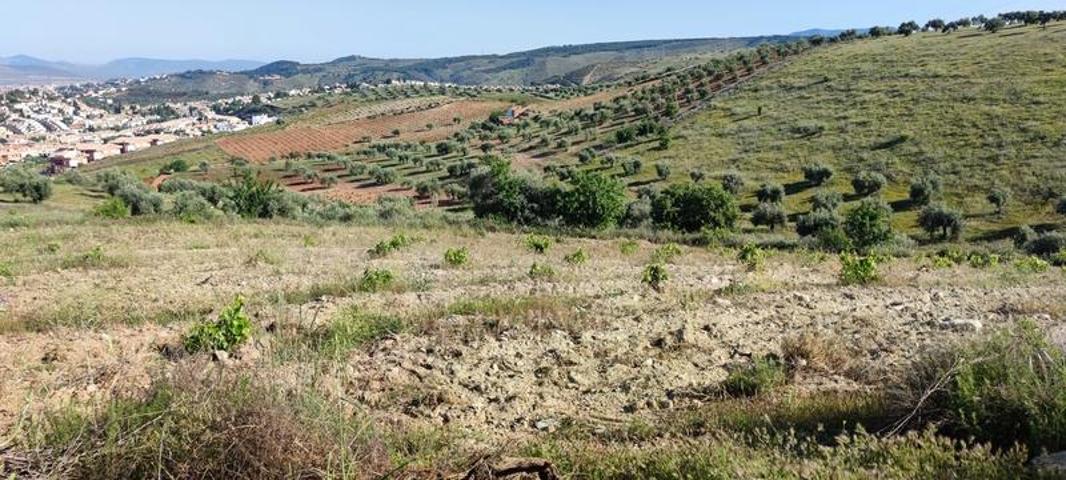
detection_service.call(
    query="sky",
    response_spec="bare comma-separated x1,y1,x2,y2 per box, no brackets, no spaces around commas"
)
4,0,1064,64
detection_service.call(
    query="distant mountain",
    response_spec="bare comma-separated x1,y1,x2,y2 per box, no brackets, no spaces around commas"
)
789,28,847,37
0,55,266,86
115,35,801,102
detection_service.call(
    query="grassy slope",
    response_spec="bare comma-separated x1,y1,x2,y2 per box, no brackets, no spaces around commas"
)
623,24,1066,238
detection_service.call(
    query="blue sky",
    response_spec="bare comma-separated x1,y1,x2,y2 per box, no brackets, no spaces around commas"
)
6,0,1064,63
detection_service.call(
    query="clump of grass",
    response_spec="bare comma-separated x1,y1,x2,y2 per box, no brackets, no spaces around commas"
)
59,246,128,270
183,296,253,353
641,263,669,292
564,248,589,265
305,305,405,359
894,320,1066,453
722,356,788,397
93,197,131,219
528,262,556,280
781,332,851,374
1014,256,1050,274
358,268,396,292
839,253,879,285
737,243,765,271
618,239,639,255
443,247,470,267
524,234,553,254
651,243,683,263
245,249,283,267
368,233,416,258
0,261,14,284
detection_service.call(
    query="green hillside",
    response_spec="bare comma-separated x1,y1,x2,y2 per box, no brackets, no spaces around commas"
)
622,23,1066,236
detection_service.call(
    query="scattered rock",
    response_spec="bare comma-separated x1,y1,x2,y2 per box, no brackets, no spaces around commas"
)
211,350,230,362
939,319,983,333
534,418,559,432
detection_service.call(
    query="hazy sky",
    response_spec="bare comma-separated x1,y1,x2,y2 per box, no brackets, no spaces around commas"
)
5,0,1063,63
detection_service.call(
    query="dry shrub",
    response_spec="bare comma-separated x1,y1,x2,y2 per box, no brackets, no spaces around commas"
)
781,331,851,374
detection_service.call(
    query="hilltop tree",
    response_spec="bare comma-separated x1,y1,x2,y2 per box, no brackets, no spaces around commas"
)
925,19,946,31
984,17,1007,33
898,21,921,36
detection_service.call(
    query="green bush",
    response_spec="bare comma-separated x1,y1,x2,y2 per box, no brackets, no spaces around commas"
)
159,158,190,175
564,249,589,265
621,158,643,177
844,198,893,251
721,173,744,195
171,191,217,223
559,173,627,228
1014,256,1050,274
738,243,766,271
652,243,683,263
358,269,396,292
93,197,132,219
810,190,843,212
655,163,671,181
115,185,164,215
641,263,669,292
755,183,785,203
1057,197,1066,216
917,204,964,241
524,234,552,254
796,208,840,237
722,356,788,397
183,296,253,353
528,262,557,280
839,253,879,285
619,239,639,256
802,164,834,185
751,202,787,231
909,174,942,207
986,187,1010,215
0,168,53,203
651,183,739,233
369,233,416,258
899,320,1066,452
443,247,470,267
851,171,887,197
1024,232,1066,257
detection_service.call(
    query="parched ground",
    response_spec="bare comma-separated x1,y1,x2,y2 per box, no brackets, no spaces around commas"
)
1,220,1062,439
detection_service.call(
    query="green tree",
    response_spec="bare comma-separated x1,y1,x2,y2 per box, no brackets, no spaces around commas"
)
909,174,942,207
918,204,964,241
852,171,887,197
559,173,627,228
756,183,785,203
844,198,894,251
803,164,834,186
752,202,787,231
987,187,1011,215
651,183,739,232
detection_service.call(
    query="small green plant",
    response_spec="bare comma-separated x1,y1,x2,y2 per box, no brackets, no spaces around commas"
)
528,262,557,280
183,296,254,353
738,243,765,271
443,247,470,267
619,239,639,255
93,197,131,219
967,252,1001,269
722,356,788,397
524,234,552,254
358,268,396,292
839,253,879,285
0,261,14,283
368,233,415,258
564,249,589,265
1052,251,1066,267
641,263,669,292
1014,256,1050,274
652,243,683,263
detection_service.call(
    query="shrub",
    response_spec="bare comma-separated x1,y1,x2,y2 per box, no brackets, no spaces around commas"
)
722,356,788,397
96,170,140,196
796,209,840,237
917,204,964,241
115,185,164,215
967,251,1001,269
1022,232,1066,257
621,197,653,228
183,296,253,353
738,243,766,271
651,243,683,263
171,191,217,222
1014,256,1050,274
689,169,706,183
559,173,627,228
524,234,552,254
986,187,1010,215
755,183,785,203
897,320,1066,452
641,263,669,292
851,171,887,197
159,158,190,175
815,227,853,253
751,202,787,231
371,167,399,185
368,233,415,258
0,168,53,203
810,190,843,212
621,159,643,177
839,253,879,285
358,269,396,293
802,164,834,185
226,173,289,219
655,163,671,181
619,240,639,256
651,183,739,232
443,247,470,267
564,249,589,265
528,262,556,280
94,197,132,219
721,173,744,195
844,198,894,251
909,174,942,206
467,161,559,224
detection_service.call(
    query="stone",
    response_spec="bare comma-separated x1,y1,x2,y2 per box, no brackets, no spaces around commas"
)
211,350,230,362
535,418,559,432
940,319,983,333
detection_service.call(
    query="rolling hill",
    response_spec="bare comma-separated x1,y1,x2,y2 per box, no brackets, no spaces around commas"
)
111,35,801,101
0,55,265,85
